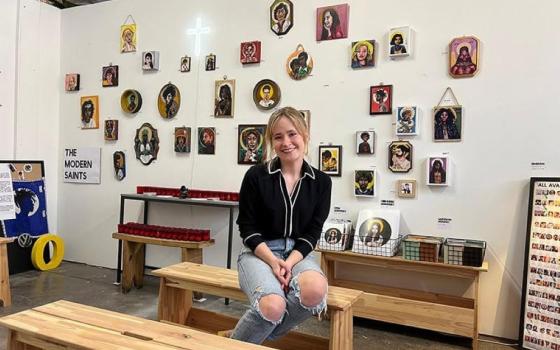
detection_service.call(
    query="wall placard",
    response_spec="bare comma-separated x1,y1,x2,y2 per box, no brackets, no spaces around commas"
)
63,147,101,184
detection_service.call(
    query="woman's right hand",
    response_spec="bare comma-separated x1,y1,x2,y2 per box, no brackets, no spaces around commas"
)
270,258,288,288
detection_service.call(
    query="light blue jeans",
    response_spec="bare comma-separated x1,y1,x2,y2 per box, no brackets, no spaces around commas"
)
231,238,328,344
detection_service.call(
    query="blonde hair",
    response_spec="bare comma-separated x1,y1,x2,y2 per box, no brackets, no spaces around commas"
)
263,107,309,162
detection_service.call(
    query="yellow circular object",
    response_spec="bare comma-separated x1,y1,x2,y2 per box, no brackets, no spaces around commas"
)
31,234,65,271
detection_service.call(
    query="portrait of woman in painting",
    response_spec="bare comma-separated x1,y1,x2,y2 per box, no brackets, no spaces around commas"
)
104,120,118,141
317,6,346,41
238,125,265,164
434,107,461,141
215,81,234,117
113,151,126,181
174,127,191,153
351,40,374,68
180,56,191,72
198,127,216,155
450,38,479,77
120,25,136,53
359,218,392,247
134,123,160,166
325,228,342,245
102,66,118,87
429,158,447,185
270,0,293,36
158,83,180,119
240,41,261,64
390,33,407,55
206,54,216,71
65,74,80,91
143,52,154,70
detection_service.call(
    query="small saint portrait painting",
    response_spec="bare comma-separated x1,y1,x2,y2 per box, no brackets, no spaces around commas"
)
240,41,261,64
120,89,142,114
205,54,216,71
142,51,159,71
65,73,80,91
397,180,416,198
120,24,137,53
319,145,342,177
388,26,411,58
270,0,294,36
286,44,313,80
174,127,191,153
433,106,462,142
351,40,375,69
370,85,393,115
316,4,349,41
134,123,160,166
354,170,376,197
388,141,412,173
358,217,393,247
253,79,280,110
214,79,235,117
198,127,216,155
324,228,342,245
104,120,118,141
113,151,126,181
238,125,266,165
449,36,480,78
158,83,181,119
427,156,449,186
299,110,311,131
80,96,99,129
180,56,191,72
356,131,374,154
396,106,418,136
102,65,119,87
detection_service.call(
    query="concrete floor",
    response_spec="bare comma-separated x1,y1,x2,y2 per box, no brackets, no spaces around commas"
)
0,261,516,350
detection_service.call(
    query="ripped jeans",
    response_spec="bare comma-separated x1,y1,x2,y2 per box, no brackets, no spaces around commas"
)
231,238,328,344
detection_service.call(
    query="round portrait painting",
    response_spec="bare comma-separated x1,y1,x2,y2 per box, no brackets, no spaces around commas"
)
358,217,392,247
253,79,281,110
158,83,181,119
120,89,143,114
324,227,342,245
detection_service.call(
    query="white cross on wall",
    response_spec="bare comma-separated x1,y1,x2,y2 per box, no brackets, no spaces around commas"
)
187,17,210,57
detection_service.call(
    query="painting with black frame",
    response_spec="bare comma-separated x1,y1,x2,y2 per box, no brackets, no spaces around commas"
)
0,160,50,275
519,177,560,350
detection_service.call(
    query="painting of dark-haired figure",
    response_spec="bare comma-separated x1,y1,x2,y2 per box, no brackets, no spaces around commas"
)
238,125,266,164
240,41,261,64
388,141,412,173
215,80,235,117
316,4,349,41
388,26,411,58
80,96,99,129
104,120,118,141
449,36,479,78
286,44,313,80
102,65,118,87
270,0,293,36
174,127,191,153
134,123,159,165
370,85,392,115
198,127,216,155
433,106,462,142
427,156,449,186
158,83,180,119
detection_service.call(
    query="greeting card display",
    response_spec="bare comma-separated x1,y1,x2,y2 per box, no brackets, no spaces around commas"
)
318,218,353,251
352,209,401,256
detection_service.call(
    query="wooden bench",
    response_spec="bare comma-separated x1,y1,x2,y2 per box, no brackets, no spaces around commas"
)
0,237,14,307
112,232,215,294
0,300,274,349
152,262,362,350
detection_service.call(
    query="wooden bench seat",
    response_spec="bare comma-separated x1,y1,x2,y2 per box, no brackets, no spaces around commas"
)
0,300,274,349
0,237,14,307
152,262,362,350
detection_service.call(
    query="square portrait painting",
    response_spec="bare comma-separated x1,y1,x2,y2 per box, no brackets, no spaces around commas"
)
142,51,160,71
351,40,375,68
396,106,418,135
388,26,412,58
397,180,416,198
102,65,119,87
205,54,216,71
316,4,349,41
180,56,191,72
370,85,392,115
449,36,480,78
270,0,294,36
65,73,80,91
388,141,412,173
238,125,266,164
427,156,450,186
104,120,118,141
80,96,99,129
319,145,342,176
214,80,235,117
356,131,374,154
198,127,216,155
175,127,191,153
240,41,261,64
354,170,376,197
433,106,462,142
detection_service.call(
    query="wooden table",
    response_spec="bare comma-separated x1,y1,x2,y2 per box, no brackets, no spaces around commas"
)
0,300,274,349
318,250,488,350
0,237,15,307
112,232,214,294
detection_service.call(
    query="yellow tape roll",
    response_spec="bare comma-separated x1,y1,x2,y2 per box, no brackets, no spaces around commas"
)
31,234,65,271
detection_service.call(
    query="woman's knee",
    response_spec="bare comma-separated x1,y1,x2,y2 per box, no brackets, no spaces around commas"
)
297,271,328,307
258,294,286,323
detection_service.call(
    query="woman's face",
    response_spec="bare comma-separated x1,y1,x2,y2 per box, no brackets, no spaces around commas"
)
145,55,152,64
441,111,449,121
106,72,113,82
323,11,333,28
272,116,305,164
246,133,258,150
394,35,402,45
356,45,368,61
124,31,133,43
276,7,286,21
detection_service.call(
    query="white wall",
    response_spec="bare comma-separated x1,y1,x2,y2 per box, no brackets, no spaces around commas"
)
57,0,560,339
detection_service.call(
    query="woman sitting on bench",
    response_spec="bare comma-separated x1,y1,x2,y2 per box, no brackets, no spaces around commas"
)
232,107,332,344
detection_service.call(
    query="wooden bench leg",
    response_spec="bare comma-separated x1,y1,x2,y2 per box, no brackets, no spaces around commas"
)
181,248,203,300
0,243,11,307
329,308,353,350
158,277,192,325
121,241,145,293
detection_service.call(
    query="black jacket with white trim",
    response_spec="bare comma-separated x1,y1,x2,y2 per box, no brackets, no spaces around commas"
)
236,157,332,258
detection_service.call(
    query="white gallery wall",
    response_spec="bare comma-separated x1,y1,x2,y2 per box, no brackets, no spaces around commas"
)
54,0,560,339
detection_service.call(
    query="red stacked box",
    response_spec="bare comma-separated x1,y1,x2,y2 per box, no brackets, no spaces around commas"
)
136,186,239,201
118,222,210,241
136,186,181,197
